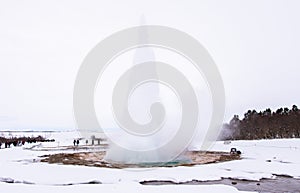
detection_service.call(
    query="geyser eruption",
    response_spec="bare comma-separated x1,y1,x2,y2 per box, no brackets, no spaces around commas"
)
104,18,168,164
103,20,199,164
73,25,225,165
73,16,226,165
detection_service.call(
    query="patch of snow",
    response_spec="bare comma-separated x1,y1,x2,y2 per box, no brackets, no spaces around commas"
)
1,131,300,192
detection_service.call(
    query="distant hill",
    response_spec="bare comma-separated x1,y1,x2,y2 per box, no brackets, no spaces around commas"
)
219,105,300,140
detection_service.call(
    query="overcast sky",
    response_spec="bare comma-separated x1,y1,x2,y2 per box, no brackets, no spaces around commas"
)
0,0,300,130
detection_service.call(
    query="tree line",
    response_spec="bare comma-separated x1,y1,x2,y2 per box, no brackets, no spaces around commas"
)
219,105,300,140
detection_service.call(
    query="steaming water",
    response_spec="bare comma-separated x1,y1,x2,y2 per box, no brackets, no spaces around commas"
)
102,21,213,164
103,20,179,164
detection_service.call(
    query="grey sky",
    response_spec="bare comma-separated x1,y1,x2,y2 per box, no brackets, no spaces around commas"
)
0,0,300,130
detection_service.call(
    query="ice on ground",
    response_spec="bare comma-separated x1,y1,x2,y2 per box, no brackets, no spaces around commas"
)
0,182,252,193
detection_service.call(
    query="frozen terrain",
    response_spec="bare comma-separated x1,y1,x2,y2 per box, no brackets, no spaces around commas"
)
0,131,300,192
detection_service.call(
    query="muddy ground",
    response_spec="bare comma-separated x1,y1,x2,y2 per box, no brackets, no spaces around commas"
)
40,151,240,168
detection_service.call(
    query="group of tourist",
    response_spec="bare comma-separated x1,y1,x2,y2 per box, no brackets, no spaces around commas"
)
0,136,54,149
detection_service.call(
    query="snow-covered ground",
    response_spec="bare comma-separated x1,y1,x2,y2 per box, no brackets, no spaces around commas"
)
1,131,300,193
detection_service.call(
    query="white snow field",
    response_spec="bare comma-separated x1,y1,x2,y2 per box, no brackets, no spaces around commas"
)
1,131,300,193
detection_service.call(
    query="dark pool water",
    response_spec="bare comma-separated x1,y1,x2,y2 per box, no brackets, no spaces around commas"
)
141,175,300,193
